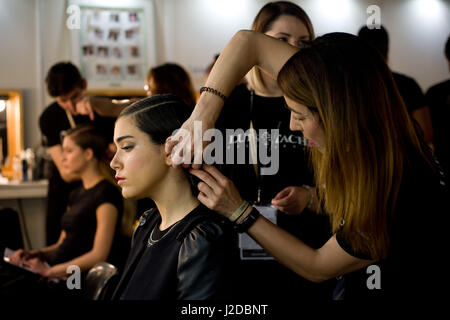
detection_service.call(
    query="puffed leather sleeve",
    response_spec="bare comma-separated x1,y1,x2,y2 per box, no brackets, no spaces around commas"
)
176,220,233,300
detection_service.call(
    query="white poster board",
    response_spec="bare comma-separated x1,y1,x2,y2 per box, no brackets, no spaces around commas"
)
67,0,157,91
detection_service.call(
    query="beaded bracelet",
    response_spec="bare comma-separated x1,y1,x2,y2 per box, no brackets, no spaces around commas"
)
200,86,227,102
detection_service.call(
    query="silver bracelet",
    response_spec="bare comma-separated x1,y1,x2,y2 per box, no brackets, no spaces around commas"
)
302,185,314,209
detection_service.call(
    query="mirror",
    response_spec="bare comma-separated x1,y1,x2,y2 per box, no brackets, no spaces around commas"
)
0,90,24,179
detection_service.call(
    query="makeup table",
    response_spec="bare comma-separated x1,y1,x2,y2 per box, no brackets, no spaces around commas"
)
0,180,48,250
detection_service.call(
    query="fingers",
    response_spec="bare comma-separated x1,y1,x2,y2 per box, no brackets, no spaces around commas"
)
201,165,229,187
165,136,177,157
197,190,216,210
67,103,77,115
272,186,299,214
273,187,292,200
272,189,293,207
165,118,207,169
272,203,286,213
190,165,234,194
189,168,221,194
193,172,220,211
171,135,193,169
272,198,289,207
197,192,210,207
9,249,24,265
191,162,202,170
78,98,95,120
168,129,191,167
22,257,43,273
87,104,95,121
273,202,298,215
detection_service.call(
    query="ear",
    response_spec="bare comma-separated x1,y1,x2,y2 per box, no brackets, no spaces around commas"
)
84,148,94,161
161,144,172,166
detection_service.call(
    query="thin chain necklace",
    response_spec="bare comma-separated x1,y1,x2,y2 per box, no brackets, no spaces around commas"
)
147,220,181,247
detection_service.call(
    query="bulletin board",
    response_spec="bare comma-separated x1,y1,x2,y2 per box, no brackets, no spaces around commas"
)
67,0,157,91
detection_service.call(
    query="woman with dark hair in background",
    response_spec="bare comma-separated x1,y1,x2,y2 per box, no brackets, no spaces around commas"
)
7,125,123,298
110,94,238,300
167,30,448,299
145,63,197,108
357,25,435,149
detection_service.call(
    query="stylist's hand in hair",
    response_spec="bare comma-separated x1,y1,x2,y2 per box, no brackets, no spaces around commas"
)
165,94,222,169
189,164,243,218
165,117,211,169
272,186,312,215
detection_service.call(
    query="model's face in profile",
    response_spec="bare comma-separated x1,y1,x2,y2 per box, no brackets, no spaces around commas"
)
110,116,168,199
284,96,325,151
62,136,88,175
264,15,310,48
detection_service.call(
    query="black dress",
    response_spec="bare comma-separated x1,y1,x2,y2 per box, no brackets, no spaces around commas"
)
47,179,123,267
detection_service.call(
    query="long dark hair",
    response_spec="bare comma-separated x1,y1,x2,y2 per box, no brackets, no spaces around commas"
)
119,94,199,195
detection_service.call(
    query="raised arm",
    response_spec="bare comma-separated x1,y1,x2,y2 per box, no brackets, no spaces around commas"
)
204,30,299,101
166,30,299,167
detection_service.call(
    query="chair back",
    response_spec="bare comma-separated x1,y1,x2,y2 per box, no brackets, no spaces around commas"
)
84,262,118,300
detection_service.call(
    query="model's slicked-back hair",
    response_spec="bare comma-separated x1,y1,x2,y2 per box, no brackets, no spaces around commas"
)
118,94,199,195
119,94,192,145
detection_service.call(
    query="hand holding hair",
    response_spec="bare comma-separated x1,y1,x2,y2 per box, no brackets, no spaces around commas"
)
189,164,244,218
